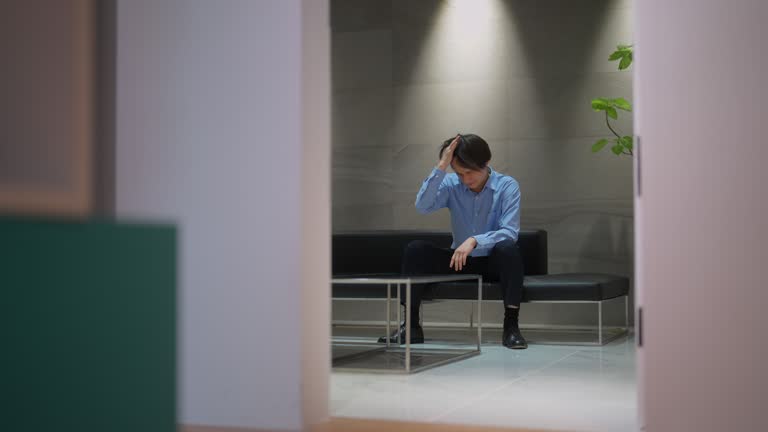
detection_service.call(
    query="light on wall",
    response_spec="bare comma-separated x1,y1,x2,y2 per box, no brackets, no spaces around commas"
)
447,0,501,23
393,0,507,134
411,0,507,80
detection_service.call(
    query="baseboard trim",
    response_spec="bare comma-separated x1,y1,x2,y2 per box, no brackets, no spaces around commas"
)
312,417,559,432
181,425,297,432
183,418,561,432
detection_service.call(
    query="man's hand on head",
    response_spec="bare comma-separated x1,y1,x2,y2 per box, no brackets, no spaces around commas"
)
450,237,478,271
438,135,460,171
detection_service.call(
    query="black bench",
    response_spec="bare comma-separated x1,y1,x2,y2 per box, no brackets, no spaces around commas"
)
332,230,630,345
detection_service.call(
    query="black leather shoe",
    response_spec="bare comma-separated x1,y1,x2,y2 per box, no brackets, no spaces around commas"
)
503,317,528,349
377,323,424,344
503,327,528,349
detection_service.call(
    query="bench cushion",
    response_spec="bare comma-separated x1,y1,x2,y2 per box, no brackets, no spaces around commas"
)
522,273,629,301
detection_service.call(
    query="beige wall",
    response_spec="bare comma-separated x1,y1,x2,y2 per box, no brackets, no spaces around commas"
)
0,0,95,216
331,0,634,327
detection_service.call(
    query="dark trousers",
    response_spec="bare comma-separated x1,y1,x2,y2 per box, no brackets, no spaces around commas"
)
401,239,525,321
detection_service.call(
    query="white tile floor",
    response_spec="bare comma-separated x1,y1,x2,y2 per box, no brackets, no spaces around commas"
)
331,329,638,432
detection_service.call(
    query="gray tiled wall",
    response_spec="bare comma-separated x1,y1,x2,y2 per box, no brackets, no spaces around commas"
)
332,0,634,327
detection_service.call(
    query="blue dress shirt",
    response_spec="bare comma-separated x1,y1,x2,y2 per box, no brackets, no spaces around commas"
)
415,167,521,257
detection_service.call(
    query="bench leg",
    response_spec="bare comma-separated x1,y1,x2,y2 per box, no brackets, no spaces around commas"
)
598,300,603,346
625,295,630,333
396,284,401,344
386,283,391,349
477,275,482,351
405,280,411,373
598,296,630,346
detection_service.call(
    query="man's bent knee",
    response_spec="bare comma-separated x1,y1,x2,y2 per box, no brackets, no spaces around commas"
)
491,239,518,256
402,240,437,275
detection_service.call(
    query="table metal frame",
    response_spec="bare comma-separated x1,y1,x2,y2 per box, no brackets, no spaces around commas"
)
331,274,483,373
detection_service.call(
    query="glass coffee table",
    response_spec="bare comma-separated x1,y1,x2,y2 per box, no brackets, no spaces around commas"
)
331,273,483,374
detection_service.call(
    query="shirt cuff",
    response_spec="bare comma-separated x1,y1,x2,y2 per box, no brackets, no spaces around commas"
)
472,235,490,250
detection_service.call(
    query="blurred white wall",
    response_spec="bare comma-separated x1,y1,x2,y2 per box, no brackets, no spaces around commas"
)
115,0,329,429
635,0,768,430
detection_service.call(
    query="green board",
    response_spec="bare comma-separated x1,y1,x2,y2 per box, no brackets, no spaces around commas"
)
1,217,176,432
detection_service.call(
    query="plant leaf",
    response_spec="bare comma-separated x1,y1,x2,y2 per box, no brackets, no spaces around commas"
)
620,136,634,151
613,97,632,111
591,98,610,111
592,138,609,153
606,107,618,120
608,50,624,61
619,54,632,70
610,45,633,64
611,144,624,155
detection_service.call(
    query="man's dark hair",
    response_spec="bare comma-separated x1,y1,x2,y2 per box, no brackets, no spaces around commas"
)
439,133,491,171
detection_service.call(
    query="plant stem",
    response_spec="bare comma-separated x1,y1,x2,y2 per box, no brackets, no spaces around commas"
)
605,112,621,140
605,112,633,156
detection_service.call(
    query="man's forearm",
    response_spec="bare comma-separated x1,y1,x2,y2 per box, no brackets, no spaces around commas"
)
415,168,447,213
474,228,518,250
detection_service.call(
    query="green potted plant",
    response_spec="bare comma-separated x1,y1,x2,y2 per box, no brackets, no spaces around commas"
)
591,44,634,156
